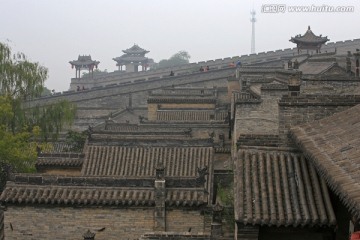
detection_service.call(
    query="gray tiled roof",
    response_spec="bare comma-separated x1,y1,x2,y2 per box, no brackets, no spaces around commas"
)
81,146,213,178
35,153,84,170
234,147,336,227
140,232,211,240
39,142,81,153
299,61,335,75
36,157,84,169
0,182,207,207
156,110,227,122
291,104,360,218
122,44,149,54
147,97,217,104
69,55,99,66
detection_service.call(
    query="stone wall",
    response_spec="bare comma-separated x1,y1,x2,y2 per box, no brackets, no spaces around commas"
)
3,206,208,240
30,69,234,107
68,38,360,90
76,108,117,118
31,70,232,129
302,80,360,95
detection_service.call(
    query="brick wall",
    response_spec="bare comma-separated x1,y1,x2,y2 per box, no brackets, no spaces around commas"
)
4,206,211,240
278,95,360,143
302,80,360,95
40,168,81,176
4,206,154,240
237,134,282,147
227,77,240,100
165,209,210,233
234,89,286,140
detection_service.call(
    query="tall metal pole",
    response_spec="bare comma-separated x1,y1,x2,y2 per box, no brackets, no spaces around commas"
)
250,10,256,54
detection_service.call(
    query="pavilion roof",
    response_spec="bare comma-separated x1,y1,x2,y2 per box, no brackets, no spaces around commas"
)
69,55,100,66
113,54,149,63
122,44,149,55
290,26,329,44
291,104,360,218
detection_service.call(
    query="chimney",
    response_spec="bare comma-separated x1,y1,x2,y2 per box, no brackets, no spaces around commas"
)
354,49,360,77
154,162,166,231
346,57,352,74
287,60,293,69
211,203,224,237
288,74,301,97
293,59,299,69
128,93,132,109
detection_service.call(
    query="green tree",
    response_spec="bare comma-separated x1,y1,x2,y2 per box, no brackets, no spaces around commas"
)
82,68,108,78
64,130,87,152
40,86,52,96
156,50,191,69
0,42,76,184
0,42,76,137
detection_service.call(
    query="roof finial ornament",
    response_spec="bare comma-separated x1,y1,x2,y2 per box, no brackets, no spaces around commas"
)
308,25,311,30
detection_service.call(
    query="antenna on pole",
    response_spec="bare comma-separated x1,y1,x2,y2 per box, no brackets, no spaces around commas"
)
250,9,256,54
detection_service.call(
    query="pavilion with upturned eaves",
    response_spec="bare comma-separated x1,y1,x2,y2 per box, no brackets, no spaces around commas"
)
290,26,329,54
69,55,100,78
113,44,152,73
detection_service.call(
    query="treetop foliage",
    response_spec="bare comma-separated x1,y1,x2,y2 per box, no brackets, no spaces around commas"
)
0,43,47,100
0,42,76,178
155,50,191,69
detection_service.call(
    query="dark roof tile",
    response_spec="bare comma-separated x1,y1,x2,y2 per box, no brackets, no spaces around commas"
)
291,104,360,218
81,146,213,178
0,183,207,207
234,148,336,227
36,157,84,169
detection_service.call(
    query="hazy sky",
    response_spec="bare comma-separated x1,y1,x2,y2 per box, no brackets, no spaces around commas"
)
1,0,359,91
